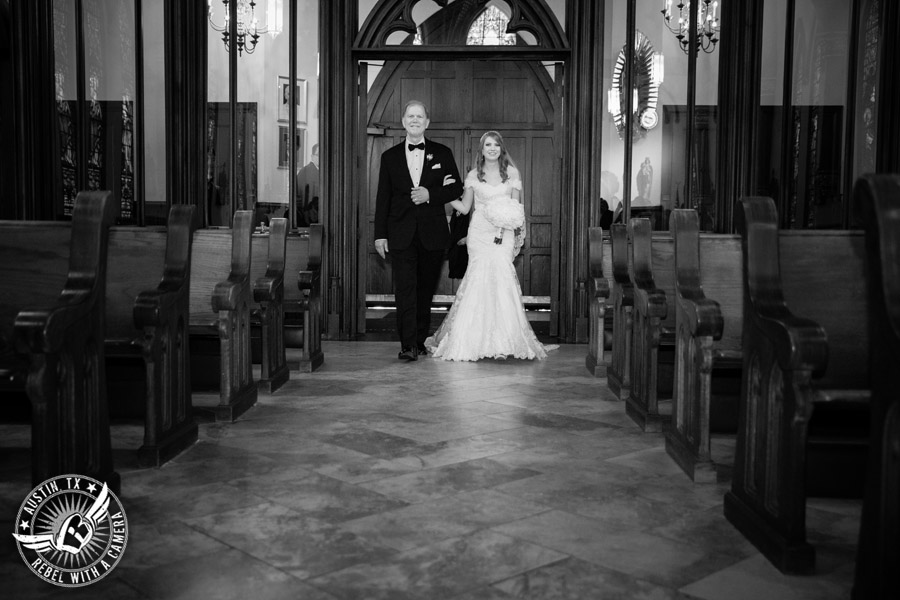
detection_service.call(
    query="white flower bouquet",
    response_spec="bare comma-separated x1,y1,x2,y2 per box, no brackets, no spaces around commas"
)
482,198,525,245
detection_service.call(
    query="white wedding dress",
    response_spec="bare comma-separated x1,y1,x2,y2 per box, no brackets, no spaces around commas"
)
425,168,557,361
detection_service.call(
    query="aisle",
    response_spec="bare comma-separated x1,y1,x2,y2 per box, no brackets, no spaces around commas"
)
0,342,858,600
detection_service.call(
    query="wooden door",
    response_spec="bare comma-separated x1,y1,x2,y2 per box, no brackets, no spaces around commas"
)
363,60,558,321
365,127,465,301
463,129,556,304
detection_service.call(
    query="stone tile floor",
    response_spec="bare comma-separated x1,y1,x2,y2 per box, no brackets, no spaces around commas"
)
0,341,859,599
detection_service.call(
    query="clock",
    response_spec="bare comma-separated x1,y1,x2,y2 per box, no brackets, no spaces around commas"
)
640,108,658,130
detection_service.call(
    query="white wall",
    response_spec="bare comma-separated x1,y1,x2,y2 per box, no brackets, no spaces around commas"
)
208,0,320,206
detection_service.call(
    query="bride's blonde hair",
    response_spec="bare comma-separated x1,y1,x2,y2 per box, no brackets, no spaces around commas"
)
476,131,515,183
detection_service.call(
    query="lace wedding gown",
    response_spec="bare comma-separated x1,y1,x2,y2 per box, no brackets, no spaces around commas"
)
425,168,557,361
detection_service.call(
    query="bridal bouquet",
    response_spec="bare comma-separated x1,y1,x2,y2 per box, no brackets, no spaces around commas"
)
482,197,525,245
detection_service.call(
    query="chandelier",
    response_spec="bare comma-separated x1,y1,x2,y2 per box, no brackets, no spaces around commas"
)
661,1,720,54
208,0,278,56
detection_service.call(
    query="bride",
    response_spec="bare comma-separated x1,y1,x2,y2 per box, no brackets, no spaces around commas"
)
425,131,557,361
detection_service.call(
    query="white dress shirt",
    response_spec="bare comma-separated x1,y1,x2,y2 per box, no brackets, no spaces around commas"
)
405,137,425,187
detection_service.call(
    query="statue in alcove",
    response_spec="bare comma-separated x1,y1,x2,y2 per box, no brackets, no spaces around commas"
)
635,157,653,206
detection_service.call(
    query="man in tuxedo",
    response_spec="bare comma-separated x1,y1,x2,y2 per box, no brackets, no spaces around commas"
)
374,100,463,361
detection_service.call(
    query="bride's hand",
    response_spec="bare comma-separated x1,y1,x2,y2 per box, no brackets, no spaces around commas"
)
457,237,467,246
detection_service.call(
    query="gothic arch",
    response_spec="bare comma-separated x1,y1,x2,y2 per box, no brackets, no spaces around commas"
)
363,2,558,125
354,0,568,51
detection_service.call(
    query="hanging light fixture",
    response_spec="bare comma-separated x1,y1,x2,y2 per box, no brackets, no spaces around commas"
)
208,0,275,56
661,1,720,54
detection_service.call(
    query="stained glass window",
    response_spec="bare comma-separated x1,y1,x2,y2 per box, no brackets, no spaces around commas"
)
466,5,517,46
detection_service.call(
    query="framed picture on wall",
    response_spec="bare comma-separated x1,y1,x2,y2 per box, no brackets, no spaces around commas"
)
278,126,305,169
277,76,308,124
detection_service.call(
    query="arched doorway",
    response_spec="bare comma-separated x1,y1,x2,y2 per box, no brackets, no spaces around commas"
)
352,0,567,338
324,0,578,340
362,57,560,334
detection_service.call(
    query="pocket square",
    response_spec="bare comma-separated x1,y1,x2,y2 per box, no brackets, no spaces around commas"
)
431,163,441,169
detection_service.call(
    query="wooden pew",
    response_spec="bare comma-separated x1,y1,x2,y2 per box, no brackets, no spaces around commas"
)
606,224,633,397
105,205,198,467
724,196,870,574
0,191,120,492
666,209,743,482
189,211,257,421
585,227,612,376
283,224,324,372
853,174,900,600
626,219,676,431
250,218,290,392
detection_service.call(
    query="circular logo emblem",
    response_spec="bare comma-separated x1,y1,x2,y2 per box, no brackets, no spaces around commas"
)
11,475,128,587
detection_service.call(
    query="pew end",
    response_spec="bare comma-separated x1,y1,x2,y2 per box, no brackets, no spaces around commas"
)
725,195,871,574
666,209,743,483
251,218,290,393
585,227,612,377
189,211,258,422
0,191,120,492
607,223,634,398
286,224,325,373
625,218,676,432
106,204,199,467
852,173,900,600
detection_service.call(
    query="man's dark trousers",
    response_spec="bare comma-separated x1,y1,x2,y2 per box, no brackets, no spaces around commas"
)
391,231,443,349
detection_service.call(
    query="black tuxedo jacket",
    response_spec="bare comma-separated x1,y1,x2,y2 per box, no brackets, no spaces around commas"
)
374,138,464,251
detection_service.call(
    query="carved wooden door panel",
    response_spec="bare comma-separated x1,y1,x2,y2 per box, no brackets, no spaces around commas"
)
463,129,555,303
364,127,465,300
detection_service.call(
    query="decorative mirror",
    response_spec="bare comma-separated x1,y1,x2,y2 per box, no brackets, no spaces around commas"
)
608,31,664,141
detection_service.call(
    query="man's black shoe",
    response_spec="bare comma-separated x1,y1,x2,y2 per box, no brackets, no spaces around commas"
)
398,347,418,361
417,344,428,356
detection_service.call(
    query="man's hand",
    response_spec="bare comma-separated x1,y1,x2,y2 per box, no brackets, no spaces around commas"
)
375,238,389,259
411,186,430,205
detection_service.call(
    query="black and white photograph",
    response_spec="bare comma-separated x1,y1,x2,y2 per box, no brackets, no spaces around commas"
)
278,75,308,124
0,1,896,599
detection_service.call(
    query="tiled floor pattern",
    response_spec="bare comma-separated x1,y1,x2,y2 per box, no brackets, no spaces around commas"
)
0,342,859,599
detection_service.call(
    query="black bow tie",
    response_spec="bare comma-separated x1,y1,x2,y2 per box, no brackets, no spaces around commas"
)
408,142,425,151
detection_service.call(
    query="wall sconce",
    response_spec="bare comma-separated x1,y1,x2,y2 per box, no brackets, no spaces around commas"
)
266,0,283,39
